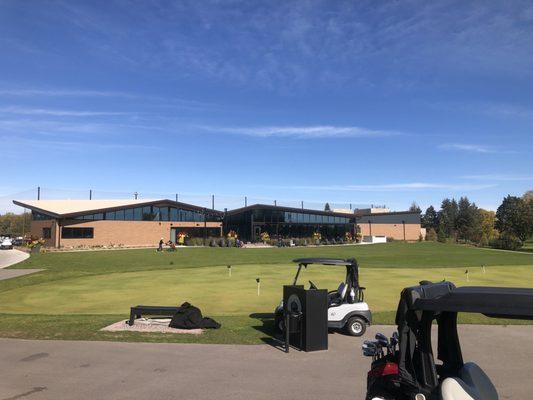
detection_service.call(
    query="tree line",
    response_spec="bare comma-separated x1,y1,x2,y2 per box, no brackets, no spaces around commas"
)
0,212,32,237
418,191,533,250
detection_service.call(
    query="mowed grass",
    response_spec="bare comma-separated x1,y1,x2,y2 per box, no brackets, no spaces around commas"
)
2,264,533,315
0,242,532,344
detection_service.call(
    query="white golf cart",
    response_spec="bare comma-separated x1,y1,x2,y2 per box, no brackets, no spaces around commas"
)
274,258,372,336
0,237,13,250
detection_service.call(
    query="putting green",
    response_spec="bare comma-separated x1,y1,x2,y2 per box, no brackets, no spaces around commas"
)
1,264,531,315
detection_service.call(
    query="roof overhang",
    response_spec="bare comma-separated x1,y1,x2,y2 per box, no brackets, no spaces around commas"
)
13,199,224,219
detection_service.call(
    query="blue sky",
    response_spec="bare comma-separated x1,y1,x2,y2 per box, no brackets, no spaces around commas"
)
1,0,532,213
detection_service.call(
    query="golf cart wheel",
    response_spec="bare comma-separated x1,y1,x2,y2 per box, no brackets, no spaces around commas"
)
346,317,366,336
275,317,285,333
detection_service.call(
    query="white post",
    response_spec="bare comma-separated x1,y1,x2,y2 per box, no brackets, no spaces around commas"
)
256,278,260,296
228,265,232,277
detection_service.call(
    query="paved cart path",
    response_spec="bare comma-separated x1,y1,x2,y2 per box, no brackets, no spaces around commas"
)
0,325,531,400
0,249,42,281
0,249,29,269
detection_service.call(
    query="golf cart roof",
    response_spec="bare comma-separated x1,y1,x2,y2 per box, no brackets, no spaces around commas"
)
414,286,533,319
292,258,356,266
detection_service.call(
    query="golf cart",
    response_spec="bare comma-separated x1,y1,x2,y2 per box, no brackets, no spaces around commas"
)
363,281,533,400
274,258,371,336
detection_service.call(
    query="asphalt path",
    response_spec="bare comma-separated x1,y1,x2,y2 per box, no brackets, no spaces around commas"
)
0,325,531,400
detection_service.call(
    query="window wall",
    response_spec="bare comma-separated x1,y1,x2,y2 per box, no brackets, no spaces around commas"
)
72,205,219,222
225,208,356,241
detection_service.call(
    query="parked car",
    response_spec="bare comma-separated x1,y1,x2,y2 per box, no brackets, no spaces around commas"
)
0,238,13,250
11,237,23,246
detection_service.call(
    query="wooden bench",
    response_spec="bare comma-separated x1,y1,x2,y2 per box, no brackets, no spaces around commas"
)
128,305,181,326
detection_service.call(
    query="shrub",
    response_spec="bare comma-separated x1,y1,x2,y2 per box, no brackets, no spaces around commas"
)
426,228,437,241
209,239,217,247
490,234,523,251
437,230,447,243
386,237,394,242
418,234,423,242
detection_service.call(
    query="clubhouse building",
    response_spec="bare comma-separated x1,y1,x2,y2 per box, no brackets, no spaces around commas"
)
13,199,421,248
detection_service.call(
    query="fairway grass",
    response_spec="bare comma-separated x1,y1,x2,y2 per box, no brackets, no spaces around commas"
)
1,242,532,343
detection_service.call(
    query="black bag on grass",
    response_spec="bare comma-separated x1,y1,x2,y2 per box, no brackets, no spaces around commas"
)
169,302,221,329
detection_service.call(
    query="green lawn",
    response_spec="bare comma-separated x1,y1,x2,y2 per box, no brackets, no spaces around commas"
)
1,242,532,344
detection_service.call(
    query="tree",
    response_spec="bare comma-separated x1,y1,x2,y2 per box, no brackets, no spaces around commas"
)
455,197,482,243
479,209,498,246
495,195,531,242
324,203,331,211
422,206,438,230
409,202,421,213
0,212,31,236
523,191,533,238
438,198,458,239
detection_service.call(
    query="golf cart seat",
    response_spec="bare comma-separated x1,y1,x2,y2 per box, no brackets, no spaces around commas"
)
328,282,348,306
440,363,498,400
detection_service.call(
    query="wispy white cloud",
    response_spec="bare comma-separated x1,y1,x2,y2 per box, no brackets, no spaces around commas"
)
5,137,161,152
460,174,533,181
439,143,498,154
37,1,533,92
0,88,137,98
0,88,216,110
261,182,497,192
197,125,401,139
0,106,129,117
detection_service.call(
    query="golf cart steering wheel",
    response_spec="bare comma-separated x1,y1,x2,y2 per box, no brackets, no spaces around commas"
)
309,280,318,290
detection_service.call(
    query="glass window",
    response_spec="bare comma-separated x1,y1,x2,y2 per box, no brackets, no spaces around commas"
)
93,213,103,220
115,209,125,220
124,208,133,220
152,206,160,221
142,206,152,221
160,207,169,221
106,211,115,220
134,207,142,221
61,227,94,239
42,227,51,239
32,211,52,220
170,207,178,221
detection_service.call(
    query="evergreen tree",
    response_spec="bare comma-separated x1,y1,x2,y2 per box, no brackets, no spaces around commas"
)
438,198,458,239
324,203,331,211
456,197,481,243
409,202,422,213
422,206,438,230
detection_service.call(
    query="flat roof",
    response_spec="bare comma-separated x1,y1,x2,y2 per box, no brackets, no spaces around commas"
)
13,199,223,218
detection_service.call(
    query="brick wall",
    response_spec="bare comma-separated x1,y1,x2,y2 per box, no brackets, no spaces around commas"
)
357,222,421,241
31,219,222,248
30,220,59,247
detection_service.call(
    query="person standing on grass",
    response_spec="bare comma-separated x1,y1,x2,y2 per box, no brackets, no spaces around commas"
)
158,238,164,252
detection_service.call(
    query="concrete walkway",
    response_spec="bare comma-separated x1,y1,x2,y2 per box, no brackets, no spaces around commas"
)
0,325,531,400
0,249,29,269
0,249,42,281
